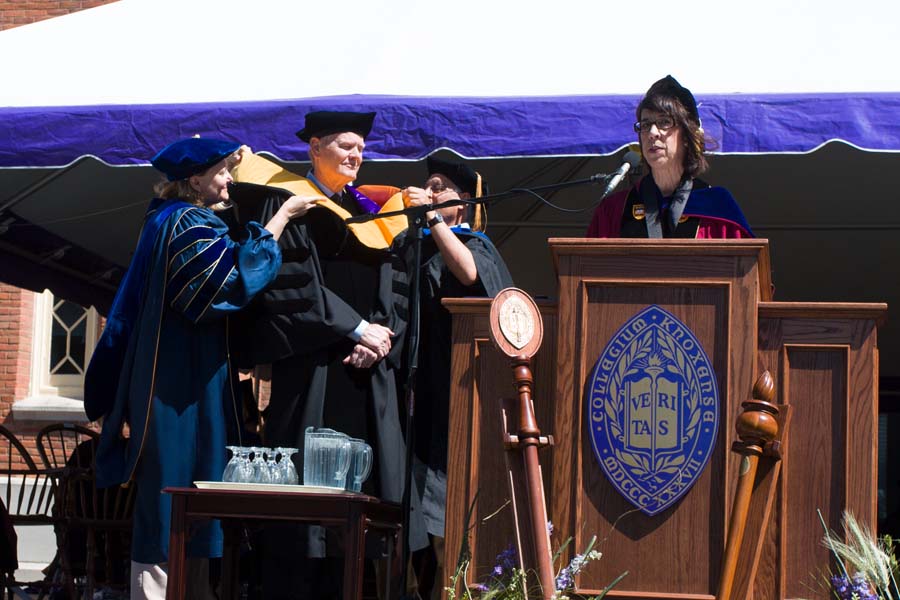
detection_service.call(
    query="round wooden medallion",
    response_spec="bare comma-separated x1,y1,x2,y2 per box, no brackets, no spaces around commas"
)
489,287,543,359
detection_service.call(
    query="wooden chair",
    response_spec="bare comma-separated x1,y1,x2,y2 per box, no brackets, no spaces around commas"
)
34,423,97,472
36,423,135,600
0,424,64,600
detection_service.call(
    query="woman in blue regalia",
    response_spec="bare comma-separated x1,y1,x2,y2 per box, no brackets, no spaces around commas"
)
83,137,318,599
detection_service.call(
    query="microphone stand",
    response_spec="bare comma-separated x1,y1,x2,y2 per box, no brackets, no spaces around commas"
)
400,208,424,600
347,201,431,600
346,171,616,227
345,170,617,599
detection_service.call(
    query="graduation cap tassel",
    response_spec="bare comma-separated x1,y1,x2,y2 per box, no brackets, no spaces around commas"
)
474,171,487,232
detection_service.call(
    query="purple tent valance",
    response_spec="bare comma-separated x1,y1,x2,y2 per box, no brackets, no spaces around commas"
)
1,93,899,168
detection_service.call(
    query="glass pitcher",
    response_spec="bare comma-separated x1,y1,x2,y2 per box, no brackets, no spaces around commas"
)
303,427,352,489
345,438,373,493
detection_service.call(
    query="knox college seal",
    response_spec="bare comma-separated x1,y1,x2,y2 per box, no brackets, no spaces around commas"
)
586,304,719,516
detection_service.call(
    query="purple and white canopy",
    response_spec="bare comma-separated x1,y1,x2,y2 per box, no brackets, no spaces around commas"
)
3,92,900,168
2,0,900,316
2,0,900,166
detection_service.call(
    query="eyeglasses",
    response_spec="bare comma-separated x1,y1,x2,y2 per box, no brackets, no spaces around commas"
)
425,181,459,194
633,116,676,134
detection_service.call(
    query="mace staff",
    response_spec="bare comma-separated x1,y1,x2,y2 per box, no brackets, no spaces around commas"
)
717,370,779,600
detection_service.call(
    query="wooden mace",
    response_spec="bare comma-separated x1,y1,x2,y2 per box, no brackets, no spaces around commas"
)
716,371,778,600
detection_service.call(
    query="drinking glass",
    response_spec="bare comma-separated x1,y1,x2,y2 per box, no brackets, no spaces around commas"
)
275,447,300,485
250,447,273,484
222,446,241,482
266,450,285,485
233,447,254,483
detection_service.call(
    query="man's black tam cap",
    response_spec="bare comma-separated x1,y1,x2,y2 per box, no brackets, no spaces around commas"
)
296,110,377,142
426,155,484,197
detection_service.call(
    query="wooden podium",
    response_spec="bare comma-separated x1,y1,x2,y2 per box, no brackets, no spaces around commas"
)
443,239,884,600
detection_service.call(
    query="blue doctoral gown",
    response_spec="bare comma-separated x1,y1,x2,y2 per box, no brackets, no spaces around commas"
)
84,198,281,564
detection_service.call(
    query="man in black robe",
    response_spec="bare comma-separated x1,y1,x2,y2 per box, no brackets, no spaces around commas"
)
398,156,513,599
229,111,425,598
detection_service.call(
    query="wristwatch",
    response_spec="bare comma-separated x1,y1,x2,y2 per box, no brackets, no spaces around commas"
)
426,213,444,228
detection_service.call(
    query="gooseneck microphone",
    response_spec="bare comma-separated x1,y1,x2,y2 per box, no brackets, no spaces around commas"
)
597,150,642,198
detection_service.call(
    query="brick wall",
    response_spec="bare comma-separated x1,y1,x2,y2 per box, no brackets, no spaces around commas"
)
0,283,39,466
0,0,119,31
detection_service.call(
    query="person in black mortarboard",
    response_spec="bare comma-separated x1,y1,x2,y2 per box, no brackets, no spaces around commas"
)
397,155,513,600
297,111,376,210
587,75,754,239
82,137,316,600
227,111,428,599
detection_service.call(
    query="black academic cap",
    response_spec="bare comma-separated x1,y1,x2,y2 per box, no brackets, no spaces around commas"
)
151,138,240,182
425,155,487,231
426,155,484,197
644,75,699,122
295,111,377,142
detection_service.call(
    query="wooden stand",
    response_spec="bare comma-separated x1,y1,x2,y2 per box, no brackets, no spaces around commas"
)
500,358,554,600
488,289,555,599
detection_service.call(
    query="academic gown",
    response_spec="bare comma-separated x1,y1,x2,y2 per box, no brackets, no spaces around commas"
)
586,176,753,239
394,226,513,537
84,199,282,564
228,182,428,556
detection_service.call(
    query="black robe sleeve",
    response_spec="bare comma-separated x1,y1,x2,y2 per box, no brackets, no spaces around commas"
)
414,231,513,301
228,182,367,366
463,234,514,296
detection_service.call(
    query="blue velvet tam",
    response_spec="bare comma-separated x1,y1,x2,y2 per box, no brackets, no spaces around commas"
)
151,138,241,181
295,111,376,142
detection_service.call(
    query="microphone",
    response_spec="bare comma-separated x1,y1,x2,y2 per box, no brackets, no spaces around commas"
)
596,151,641,198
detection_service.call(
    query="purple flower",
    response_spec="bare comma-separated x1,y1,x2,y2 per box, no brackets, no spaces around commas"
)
485,544,518,585
555,568,574,591
555,557,585,591
849,573,878,600
547,521,554,536
496,544,517,572
831,574,850,597
830,573,878,600
570,553,587,572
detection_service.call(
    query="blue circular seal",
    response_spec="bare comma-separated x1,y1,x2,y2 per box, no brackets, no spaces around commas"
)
586,304,720,516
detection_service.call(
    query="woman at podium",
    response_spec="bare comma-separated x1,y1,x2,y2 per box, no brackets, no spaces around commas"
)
587,75,753,239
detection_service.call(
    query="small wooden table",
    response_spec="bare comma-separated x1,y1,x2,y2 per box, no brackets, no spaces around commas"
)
163,486,402,600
